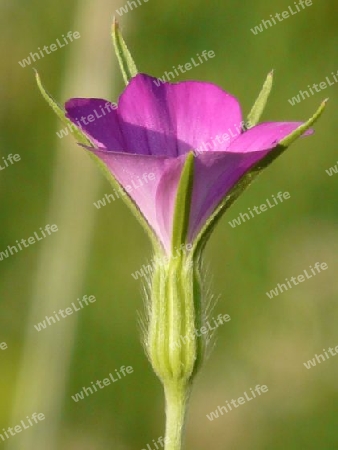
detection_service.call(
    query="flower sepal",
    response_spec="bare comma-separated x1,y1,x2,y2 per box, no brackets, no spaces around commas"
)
246,70,274,129
146,249,204,385
111,18,138,85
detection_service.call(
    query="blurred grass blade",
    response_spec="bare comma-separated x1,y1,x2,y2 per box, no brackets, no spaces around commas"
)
112,17,138,84
246,70,274,129
7,1,120,450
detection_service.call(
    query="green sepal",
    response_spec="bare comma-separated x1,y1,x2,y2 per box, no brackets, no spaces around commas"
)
112,18,138,85
246,70,274,129
193,100,327,255
147,252,203,383
279,99,328,146
171,152,195,253
35,69,91,146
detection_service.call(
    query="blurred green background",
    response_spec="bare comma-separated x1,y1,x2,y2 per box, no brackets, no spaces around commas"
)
1,0,337,449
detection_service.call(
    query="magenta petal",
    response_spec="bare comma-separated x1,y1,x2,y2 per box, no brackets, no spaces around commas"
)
187,121,313,241
118,74,243,156
188,149,274,242
65,98,125,151
227,122,312,153
89,149,187,252
154,157,190,249
65,74,242,157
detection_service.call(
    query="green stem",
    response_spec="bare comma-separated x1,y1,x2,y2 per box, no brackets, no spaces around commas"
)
164,381,191,450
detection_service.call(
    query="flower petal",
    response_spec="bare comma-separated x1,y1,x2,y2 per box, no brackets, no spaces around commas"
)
66,74,243,157
227,121,312,153
118,74,243,156
188,148,277,242
187,121,314,240
88,148,187,253
65,98,126,151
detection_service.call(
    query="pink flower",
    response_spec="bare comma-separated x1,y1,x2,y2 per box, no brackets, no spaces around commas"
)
65,73,314,254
